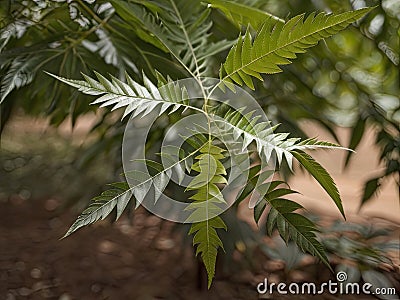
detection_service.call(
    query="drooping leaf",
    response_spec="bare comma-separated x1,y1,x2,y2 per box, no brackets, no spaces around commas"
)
109,0,169,52
254,189,299,223
234,165,329,268
360,177,381,207
291,150,345,218
186,141,228,288
265,198,331,269
345,117,365,166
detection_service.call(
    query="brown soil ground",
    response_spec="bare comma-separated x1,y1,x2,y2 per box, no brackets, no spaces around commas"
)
0,115,399,300
2,198,398,300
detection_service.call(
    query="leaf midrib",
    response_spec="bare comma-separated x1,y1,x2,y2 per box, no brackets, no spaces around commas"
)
222,12,358,80
213,118,289,153
66,143,207,236
213,118,347,153
273,206,329,265
246,177,328,265
86,82,206,115
169,0,201,79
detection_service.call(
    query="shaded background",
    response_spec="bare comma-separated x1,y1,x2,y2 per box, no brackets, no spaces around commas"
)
0,0,399,299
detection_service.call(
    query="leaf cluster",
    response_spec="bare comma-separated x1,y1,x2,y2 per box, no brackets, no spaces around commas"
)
1,0,382,288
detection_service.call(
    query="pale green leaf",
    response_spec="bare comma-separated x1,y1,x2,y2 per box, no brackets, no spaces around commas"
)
187,141,228,288
46,72,203,119
220,7,373,89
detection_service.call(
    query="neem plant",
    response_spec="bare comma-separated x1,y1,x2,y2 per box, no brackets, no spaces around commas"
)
48,1,373,288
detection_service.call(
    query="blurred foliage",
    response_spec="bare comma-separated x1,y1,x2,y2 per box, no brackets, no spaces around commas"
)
325,220,399,299
259,216,399,299
0,119,114,208
324,220,399,268
0,1,398,204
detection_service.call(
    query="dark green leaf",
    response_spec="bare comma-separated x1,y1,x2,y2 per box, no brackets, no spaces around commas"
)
344,117,365,167
291,150,345,219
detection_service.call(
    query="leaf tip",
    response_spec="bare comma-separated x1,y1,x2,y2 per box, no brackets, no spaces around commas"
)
43,71,57,79
207,275,213,289
59,230,71,240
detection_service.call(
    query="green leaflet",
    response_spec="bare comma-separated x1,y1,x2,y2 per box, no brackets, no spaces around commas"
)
265,198,331,269
0,56,39,104
46,71,203,119
112,0,234,79
206,0,284,30
62,144,206,238
360,177,381,207
162,0,234,79
220,7,373,89
186,142,228,288
109,0,169,52
213,107,347,225
254,189,299,223
291,150,345,218
237,168,331,269
212,108,349,171
62,182,132,238
344,117,366,167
